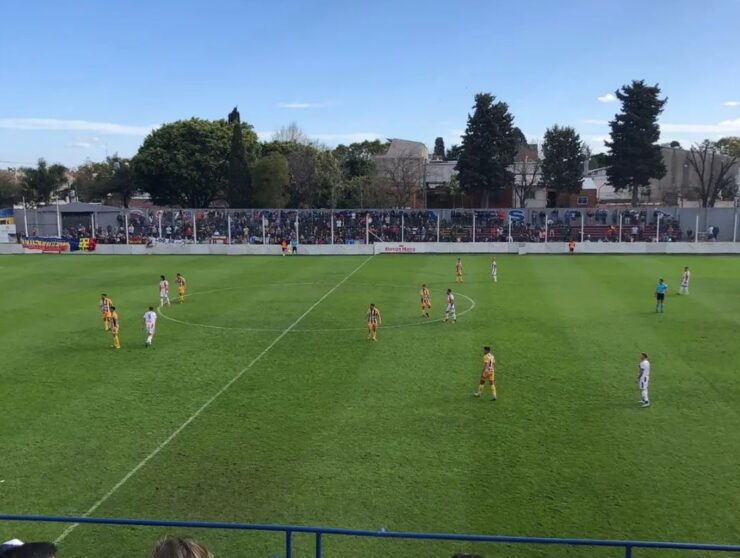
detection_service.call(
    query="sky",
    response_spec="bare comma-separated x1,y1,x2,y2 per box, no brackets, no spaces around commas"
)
1,0,739,168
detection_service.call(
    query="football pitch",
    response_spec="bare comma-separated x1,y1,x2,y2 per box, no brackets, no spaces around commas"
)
1,254,739,558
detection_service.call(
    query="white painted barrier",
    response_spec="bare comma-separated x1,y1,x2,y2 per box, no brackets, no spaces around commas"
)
374,242,740,255
1,242,739,256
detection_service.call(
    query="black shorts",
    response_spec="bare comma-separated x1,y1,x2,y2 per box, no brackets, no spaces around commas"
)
656,293,665,301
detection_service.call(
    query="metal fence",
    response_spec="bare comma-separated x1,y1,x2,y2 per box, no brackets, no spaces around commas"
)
13,206,740,244
1,515,738,558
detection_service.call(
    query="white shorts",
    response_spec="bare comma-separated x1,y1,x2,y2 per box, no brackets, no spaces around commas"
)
446,304,456,313
639,376,649,390
160,292,168,299
146,324,156,335
680,282,688,288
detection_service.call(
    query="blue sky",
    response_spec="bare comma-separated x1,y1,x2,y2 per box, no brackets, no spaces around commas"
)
1,0,739,168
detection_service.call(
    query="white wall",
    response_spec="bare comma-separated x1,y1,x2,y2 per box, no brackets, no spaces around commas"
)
2,242,739,256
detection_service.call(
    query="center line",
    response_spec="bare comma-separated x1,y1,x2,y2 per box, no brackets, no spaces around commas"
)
55,255,374,544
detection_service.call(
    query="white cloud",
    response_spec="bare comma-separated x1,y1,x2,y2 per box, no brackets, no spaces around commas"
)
277,102,329,109
68,141,93,149
0,118,155,136
723,101,740,107
597,93,617,103
660,117,740,134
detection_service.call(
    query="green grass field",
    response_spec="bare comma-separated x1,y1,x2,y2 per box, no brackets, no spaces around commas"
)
1,254,739,558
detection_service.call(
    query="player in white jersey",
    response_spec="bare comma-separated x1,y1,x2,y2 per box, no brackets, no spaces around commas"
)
444,288,457,323
678,266,690,295
159,275,171,307
637,352,650,407
143,306,157,347
491,257,498,282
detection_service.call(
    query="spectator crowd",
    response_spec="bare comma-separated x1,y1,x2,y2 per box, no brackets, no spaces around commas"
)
41,208,705,246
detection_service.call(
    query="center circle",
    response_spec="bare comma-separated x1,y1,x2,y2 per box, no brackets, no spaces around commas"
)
158,282,476,333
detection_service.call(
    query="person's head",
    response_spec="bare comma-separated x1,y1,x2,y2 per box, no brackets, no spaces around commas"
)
148,306,154,311
176,273,181,277
421,284,426,289
684,266,689,271
369,303,375,309
640,352,648,361
149,536,212,558
160,275,165,280
101,293,107,298
659,278,664,283
457,258,461,262
447,289,452,294
110,306,116,311
484,346,491,354
3,542,57,558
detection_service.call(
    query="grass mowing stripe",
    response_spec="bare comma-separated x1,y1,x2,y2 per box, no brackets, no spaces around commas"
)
53,255,374,545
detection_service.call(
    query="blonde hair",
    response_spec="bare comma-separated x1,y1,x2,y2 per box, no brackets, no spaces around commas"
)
150,536,213,558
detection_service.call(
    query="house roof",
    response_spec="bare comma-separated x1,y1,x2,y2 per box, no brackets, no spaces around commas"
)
382,139,429,159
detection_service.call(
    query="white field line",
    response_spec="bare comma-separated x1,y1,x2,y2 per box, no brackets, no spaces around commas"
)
159,292,476,333
54,256,374,544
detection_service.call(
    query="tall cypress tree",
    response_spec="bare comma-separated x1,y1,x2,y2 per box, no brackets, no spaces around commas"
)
433,137,445,159
226,107,252,207
541,125,586,196
457,93,518,206
605,81,667,206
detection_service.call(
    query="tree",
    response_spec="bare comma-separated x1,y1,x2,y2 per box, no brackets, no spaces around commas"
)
314,150,343,208
716,136,740,158
512,158,541,208
133,118,257,207
446,144,462,161
226,108,252,207
433,137,445,160
72,156,137,206
333,140,389,180
21,159,68,205
605,80,667,206
252,153,290,208
512,127,527,145
284,144,319,207
541,125,586,196
0,170,22,207
272,122,312,145
685,140,739,207
378,155,425,208
457,93,519,206
589,152,609,169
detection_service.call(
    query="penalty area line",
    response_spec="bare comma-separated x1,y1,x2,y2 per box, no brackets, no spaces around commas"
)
54,255,374,545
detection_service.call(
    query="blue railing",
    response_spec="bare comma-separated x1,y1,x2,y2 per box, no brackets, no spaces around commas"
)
1,514,738,557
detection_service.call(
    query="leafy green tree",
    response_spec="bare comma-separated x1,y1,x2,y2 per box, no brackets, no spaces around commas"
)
716,136,740,157
226,109,252,207
512,127,527,145
445,144,462,160
433,137,445,159
589,152,609,169
72,156,137,206
21,159,68,205
0,170,22,207
314,150,343,208
541,125,586,195
605,80,667,206
333,140,389,180
457,93,519,206
252,153,290,208
133,118,257,207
